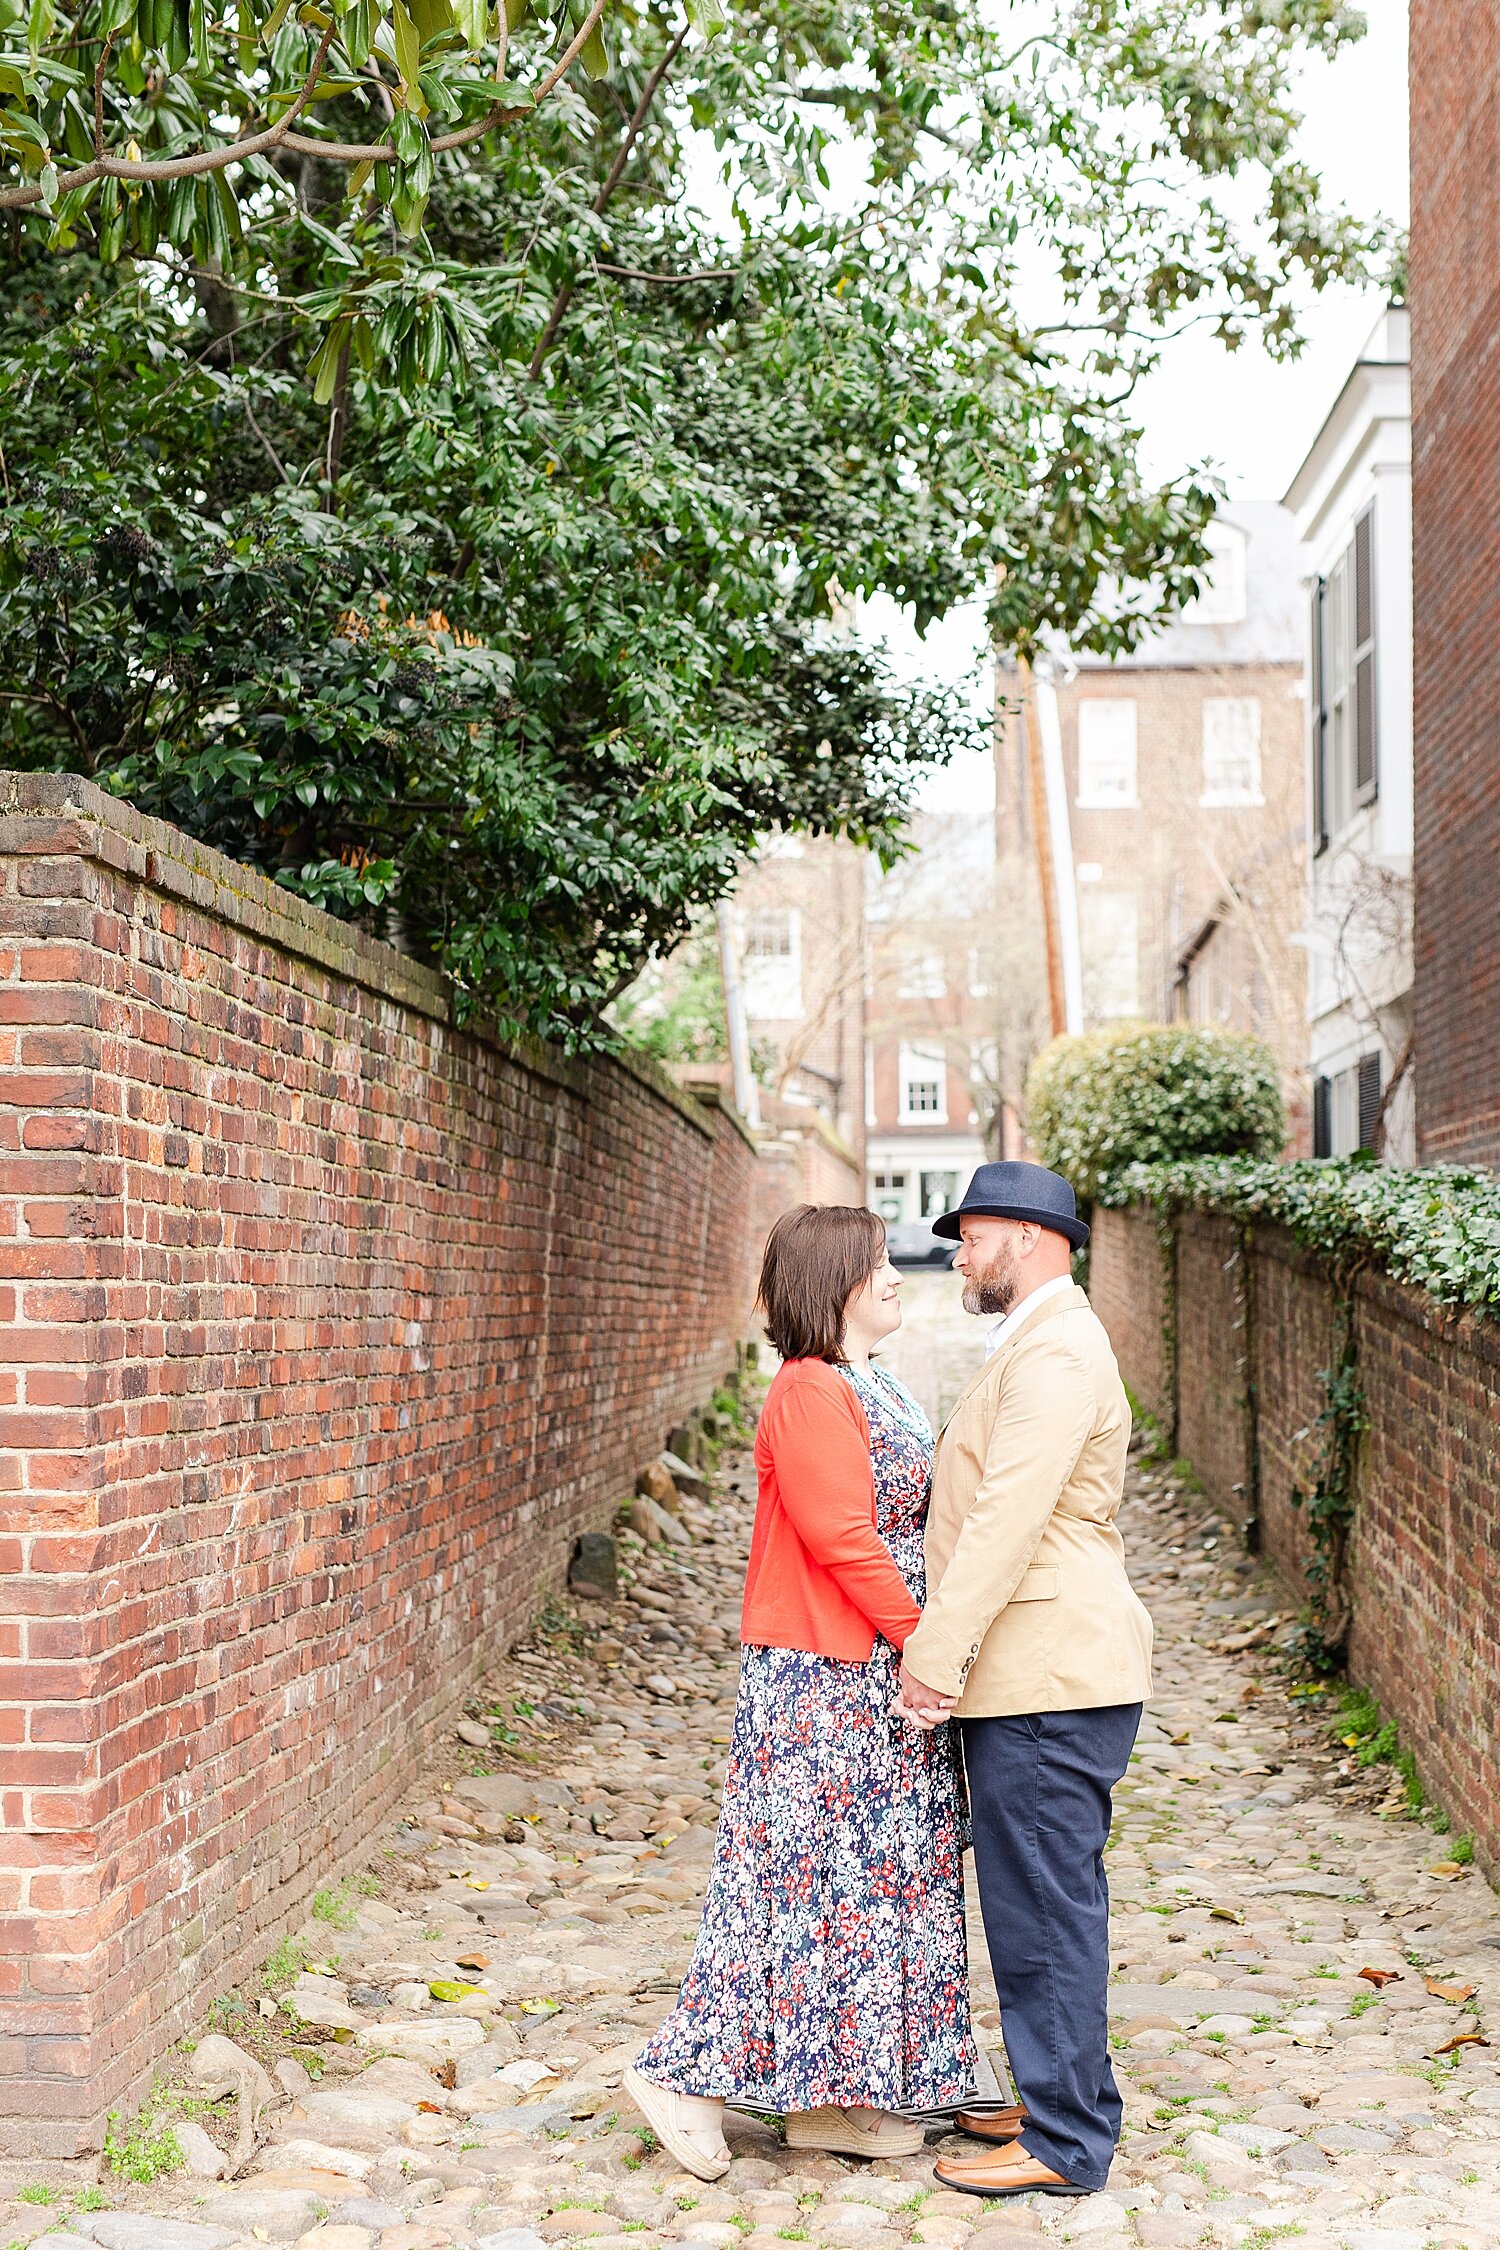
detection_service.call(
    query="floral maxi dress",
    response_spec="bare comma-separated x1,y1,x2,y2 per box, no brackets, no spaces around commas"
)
635,1362,976,2114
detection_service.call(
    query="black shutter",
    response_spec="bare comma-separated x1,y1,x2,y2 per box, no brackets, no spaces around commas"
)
1352,508,1377,805
1310,578,1328,854
1313,1074,1333,1159
1358,1052,1383,1150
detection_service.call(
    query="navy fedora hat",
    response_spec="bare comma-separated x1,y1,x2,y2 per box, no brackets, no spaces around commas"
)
931,1160,1089,1249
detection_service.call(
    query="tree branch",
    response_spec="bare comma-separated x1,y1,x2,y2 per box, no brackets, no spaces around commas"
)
529,18,690,381
0,0,586,211
595,260,736,283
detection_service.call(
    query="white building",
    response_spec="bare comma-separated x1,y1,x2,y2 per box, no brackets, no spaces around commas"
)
1284,304,1414,1163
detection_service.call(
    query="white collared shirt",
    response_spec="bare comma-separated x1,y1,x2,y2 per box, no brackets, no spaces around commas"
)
984,1272,1075,1358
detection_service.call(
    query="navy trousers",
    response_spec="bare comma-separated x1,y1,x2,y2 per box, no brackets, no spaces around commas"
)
961,1703,1142,2191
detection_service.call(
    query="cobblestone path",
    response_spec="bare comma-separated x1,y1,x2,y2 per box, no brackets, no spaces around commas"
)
11,1277,1500,2250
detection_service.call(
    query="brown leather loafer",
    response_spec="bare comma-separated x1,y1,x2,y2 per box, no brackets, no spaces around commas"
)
934,2143,1088,2197
954,2103,1027,2145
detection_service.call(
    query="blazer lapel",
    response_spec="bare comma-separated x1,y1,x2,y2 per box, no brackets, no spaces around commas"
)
935,1285,1088,1440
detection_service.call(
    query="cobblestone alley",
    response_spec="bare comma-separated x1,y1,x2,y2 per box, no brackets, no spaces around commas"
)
10,1274,1500,2250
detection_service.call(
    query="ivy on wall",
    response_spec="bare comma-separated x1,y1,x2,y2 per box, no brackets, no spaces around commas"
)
1099,1153,1500,1320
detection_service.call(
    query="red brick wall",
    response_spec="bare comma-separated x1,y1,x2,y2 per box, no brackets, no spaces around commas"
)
1095,1200,1500,1875
1410,0,1500,1166
1089,1206,1172,1431
0,774,759,2157
1173,1211,1255,1534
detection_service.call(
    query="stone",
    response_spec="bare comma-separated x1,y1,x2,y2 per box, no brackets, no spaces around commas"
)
176,2119,232,2179
537,2217,617,2241
278,2058,315,2096
473,2237,550,2250
354,2015,487,2057
630,1497,687,1547
34,2238,109,2250
201,2193,331,2243
458,1720,495,1748
259,2143,379,2181
330,2210,409,2234
658,1452,711,1501
301,2089,421,2143
189,2032,276,2170
81,2223,237,2250
296,2232,376,2250
636,1463,680,1510
570,1536,619,1599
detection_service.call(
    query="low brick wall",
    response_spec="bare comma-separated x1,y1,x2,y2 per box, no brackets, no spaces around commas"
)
0,774,760,2156
1094,1203,1500,1875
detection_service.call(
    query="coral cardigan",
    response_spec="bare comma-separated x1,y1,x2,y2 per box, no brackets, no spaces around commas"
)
740,1357,922,1661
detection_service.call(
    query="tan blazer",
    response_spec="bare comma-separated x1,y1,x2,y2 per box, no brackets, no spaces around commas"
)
902,1285,1153,1717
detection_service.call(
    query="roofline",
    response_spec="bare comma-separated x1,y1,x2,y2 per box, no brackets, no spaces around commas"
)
1281,341,1411,514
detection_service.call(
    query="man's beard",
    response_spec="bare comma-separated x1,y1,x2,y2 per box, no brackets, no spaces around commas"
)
962,1249,1019,1318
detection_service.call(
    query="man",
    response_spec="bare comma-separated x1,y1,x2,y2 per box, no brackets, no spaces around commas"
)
897,1160,1153,2201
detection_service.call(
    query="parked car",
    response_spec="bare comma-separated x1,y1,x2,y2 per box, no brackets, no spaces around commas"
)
884,1219,956,1268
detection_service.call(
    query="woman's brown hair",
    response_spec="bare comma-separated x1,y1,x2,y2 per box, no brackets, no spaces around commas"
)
757,1203,887,1364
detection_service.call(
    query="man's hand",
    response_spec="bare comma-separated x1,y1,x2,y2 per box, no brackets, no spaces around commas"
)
893,1659,957,1731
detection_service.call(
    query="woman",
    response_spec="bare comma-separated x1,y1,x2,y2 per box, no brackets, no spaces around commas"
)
626,1204,975,2180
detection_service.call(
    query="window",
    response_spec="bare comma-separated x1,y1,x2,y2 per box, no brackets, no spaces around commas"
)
920,1170,959,1218
896,950,946,1000
1180,521,1248,625
899,1043,947,1122
872,1169,908,1222
741,907,802,1019
1312,506,1377,849
1079,891,1140,1020
1076,700,1138,808
1314,1053,1384,1158
1201,697,1263,806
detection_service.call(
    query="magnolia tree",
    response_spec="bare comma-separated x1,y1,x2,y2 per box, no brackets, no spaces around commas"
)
0,0,1393,1043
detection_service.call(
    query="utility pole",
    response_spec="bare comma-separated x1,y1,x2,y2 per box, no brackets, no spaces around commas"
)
1018,657,1068,1040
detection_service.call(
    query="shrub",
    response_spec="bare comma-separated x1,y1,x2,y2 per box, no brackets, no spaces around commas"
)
1025,1024,1285,1199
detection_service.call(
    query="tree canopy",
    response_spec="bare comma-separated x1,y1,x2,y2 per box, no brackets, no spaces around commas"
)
0,0,1390,1043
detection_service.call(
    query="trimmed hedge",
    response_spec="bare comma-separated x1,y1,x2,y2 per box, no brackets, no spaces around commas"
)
1025,1023,1285,1200
1099,1154,1500,1318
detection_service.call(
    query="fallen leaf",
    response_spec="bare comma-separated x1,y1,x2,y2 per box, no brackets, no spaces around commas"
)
1432,2030,1489,2056
463,1876,491,1891
1170,1732,1192,1746
1428,1862,1470,1881
1210,1907,1245,1925
429,1979,486,2003
455,1952,491,1971
521,1996,560,2015
1358,1967,1402,1987
417,2100,442,2113
437,2058,458,2089
1426,1978,1477,2004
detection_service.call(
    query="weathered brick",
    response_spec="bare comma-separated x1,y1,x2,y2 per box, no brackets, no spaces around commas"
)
1095,1204,1500,1888
0,770,762,2159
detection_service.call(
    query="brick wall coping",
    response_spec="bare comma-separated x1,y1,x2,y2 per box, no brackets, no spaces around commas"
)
0,768,722,1143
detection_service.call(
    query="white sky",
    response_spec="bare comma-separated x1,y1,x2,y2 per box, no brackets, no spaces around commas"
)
867,0,1411,816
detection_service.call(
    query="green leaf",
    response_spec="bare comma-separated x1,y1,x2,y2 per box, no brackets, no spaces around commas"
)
390,0,421,92
684,0,726,38
578,17,605,76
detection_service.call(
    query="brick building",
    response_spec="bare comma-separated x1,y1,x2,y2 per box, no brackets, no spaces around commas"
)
1033,503,1310,1138
864,811,1000,1227
1409,0,1500,1167
1284,305,1414,1162
733,833,866,1163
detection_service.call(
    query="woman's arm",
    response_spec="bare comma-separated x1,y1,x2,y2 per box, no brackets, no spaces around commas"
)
766,1375,922,1647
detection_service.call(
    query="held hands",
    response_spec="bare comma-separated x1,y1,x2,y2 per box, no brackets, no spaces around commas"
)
890,1658,957,1733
